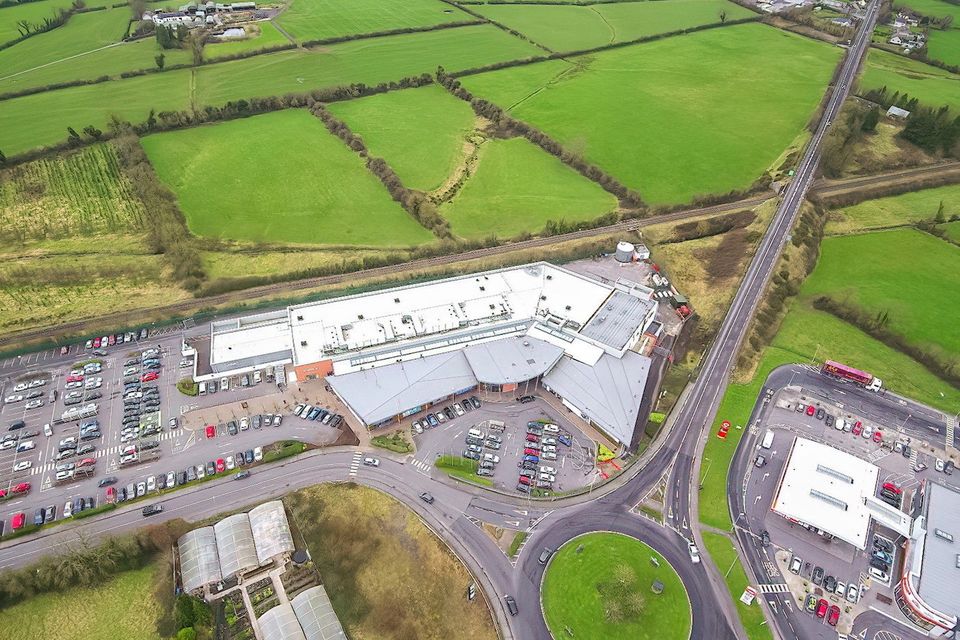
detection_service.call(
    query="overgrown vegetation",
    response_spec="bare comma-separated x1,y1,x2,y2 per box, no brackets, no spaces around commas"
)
371,432,413,453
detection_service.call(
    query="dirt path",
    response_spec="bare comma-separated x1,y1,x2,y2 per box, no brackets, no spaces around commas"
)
271,19,298,46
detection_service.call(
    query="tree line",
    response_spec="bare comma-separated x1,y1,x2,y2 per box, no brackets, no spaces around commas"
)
310,104,453,238
436,0,554,52
437,70,645,210
0,0,89,52
301,19,482,47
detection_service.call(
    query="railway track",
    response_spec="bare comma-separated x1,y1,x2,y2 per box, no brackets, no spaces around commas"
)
3,160,957,349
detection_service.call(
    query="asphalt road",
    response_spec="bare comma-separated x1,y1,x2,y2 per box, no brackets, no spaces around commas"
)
0,6,894,639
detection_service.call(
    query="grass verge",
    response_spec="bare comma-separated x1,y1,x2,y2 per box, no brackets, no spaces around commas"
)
371,432,413,453
701,532,773,640
435,454,492,486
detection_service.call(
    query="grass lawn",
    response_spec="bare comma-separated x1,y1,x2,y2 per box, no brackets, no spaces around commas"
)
204,21,290,59
462,23,840,204
285,483,496,640
541,532,691,640
942,220,960,243
0,0,115,45
442,136,618,239
825,183,960,233
0,7,130,84
895,0,960,23
141,109,435,246
195,24,541,106
927,28,960,67
0,559,165,640
860,48,960,111
276,0,473,42
0,68,191,156
0,143,146,241
474,0,754,52
701,532,773,640
801,229,960,357
327,84,476,190
435,454,493,485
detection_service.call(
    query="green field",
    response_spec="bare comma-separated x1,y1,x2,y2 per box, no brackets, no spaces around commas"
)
462,23,840,204
141,109,435,246
942,220,960,242
0,7,130,85
0,142,145,242
1,24,540,156
286,484,496,640
541,532,691,640
825,183,960,233
860,48,960,110
927,28,960,66
800,229,960,357
327,83,476,190
204,20,290,59
276,0,473,42
196,24,540,105
442,137,618,239
474,0,754,52
0,0,114,45
895,0,960,22
0,560,164,640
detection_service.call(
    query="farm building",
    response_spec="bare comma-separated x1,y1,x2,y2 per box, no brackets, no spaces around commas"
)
887,106,911,119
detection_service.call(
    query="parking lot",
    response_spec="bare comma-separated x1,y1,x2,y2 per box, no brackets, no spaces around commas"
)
0,334,351,535
410,394,597,495
744,385,957,637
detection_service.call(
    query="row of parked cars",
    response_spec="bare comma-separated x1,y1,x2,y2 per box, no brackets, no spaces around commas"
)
210,414,283,439
411,396,482,434
292,404,341,428
84,329,149,350
516,421,570,493
5,376,48,408
799,403,885,443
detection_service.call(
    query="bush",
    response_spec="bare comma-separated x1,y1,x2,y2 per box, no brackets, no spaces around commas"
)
176,378,198,396
175,594,196,629
371,433,413,454
176,627,197,640
260,441,306,464
72,502,117,519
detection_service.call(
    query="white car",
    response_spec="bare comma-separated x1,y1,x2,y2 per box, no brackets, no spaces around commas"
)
541,445,557,454
362,456,380,467
542,423,560,434
540,465,556,474
239,417,249,431
541,451,557,461
435,412,446,423
55,470,73,481
136,482,146,497
43,423,53,437
538,473,555,482
17,440,35,452
482,453,500,464
64,381,83,389
147,476,156,492
835,418,845,431
13,460,32,472
253,371,261,384
120,453,137,464
4,394,24,403
542,437,557,446
0,440,15,451
254,447,263,462
123,367,139,376
63,500,73,518
120,433,138,443
166,471,176,487
412,421,423,435
29,378,46,388
689,542,701,564
13,382,27,392
454,404,465,417
196,464,206,479
25,399,44,410
226,456,235,470
272,414,282,427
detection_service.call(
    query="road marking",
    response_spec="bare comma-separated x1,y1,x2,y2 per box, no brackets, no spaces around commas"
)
757,583,791,594
348,452,361,477
410,459,432,475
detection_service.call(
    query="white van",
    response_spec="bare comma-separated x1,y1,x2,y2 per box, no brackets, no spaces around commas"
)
468,428,484,440
761,430,775,449
220,377,228,392
198,381,207,395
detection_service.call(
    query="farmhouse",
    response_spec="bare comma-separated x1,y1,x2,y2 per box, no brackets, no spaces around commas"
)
192,262,666,451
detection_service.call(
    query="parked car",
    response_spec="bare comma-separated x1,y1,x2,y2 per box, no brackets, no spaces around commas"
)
816,599,828,619
142,504,163,517
789,556,802,574
827,605,840,626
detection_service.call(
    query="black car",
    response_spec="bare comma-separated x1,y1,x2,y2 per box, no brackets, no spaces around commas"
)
79,431,101,441
116,487,127,503
43,505,56,523
141,504,163,517
74,497,85,513
236,451,246,466
33,508,45,526
517,395,535,404
419,492,435,504
227,421,238,435
77,444,96,455
504,595,518,616
869,556,889,571
177,471,187,485
760,530,771,547
330,415,344,428
99,476,118,487
812,566,824,585
205,461,216,476
186,466,197,482
874,537,895,553
140,440,160,450
252,415,262,430
823,575,837,592
83,497,94,510
235,470,251,480
461,400,472,413
124,358,140,367
825,414,835,428
815,408,825,420
443,407,455,420
9,420,25,431
521,460,538,470
84,391,102,401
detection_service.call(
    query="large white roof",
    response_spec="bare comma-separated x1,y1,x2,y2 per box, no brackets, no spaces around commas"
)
771,437,879,549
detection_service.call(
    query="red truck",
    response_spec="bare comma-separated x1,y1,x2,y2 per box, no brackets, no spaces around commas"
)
821,360,882,391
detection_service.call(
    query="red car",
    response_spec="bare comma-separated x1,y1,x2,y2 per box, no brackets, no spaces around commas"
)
816,599,828,618
806,405,816,416
66,374,84,383
108,335,116,346
105,487,116,504
93,337,101,348
523,448,539,457
140,371,159,382
518,476,531,485
883,481,902,495
11,512,25,530
827,605,840,626
525,433,539,443
873,430,883,443
852,421,863,436
205,425,216,439
12,482,30,494
216,458,225,473
78,457,96,468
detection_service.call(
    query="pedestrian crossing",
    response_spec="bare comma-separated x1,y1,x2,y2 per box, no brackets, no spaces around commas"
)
909,446,919,470
31,432,177,475
348,452,362,477
411,459,432,475
756,583,791,594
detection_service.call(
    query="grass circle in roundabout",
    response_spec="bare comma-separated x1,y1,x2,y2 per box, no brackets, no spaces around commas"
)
541,532,692,640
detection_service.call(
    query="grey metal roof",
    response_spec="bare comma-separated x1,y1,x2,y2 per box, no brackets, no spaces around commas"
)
178,527,222,593
543,351,651,445
579,291,655,351
918,482,960,616
291,586,347,640
259,603,307,640
249,501,295,564
214,513,260,580
462,335,563,384
328,351,477,425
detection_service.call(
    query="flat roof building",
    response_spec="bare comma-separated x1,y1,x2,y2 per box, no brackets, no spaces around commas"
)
771,438,880,549
898,481,960,636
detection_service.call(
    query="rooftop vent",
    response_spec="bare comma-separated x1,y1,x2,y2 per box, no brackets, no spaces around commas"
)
296,315,303,321
479,286,485,291
546,274,553,280
358,314,364,320
394,298,400,303
300,341,307,347
540,296,547,301
565,305,571,311
935,529,954,543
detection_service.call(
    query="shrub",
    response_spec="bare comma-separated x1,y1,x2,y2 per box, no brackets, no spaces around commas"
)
371,433,413,453
176,378,198,396
176,627,197,640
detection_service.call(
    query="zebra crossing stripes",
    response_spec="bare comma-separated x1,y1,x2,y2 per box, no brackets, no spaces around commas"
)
411,459,432,475
348,452,362,477
756,583,791,594
31,432,178,475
